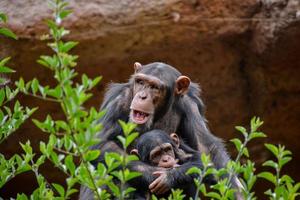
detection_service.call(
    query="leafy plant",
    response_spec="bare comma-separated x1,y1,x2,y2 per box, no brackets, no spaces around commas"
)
1,1,300,200
12,1,140,199
187,117,300,200
0,12,36,190
258,144,300,199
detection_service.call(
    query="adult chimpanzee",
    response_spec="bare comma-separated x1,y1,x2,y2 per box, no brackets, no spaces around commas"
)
129,129,216,199
79,62,242,199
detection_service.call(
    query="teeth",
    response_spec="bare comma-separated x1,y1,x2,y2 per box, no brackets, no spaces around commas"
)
133,110,149,122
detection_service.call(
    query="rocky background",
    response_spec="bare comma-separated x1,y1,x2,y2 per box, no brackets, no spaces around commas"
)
0,0,300,198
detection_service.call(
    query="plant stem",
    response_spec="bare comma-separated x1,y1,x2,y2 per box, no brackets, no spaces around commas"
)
25,92,60,103
194,165,207,200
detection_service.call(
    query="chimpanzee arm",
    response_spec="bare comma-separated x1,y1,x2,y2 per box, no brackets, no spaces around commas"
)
179,96,230,169
167,154,204,187
91,83,160,190
180,96,243,197
127,161,162,190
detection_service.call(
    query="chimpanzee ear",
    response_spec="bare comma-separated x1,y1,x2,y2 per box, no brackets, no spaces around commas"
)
134,62,142,73
170,133,180,148
175,76,190,95
130,149,140,158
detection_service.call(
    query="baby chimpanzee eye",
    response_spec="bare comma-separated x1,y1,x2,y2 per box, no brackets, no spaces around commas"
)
164,146,172,152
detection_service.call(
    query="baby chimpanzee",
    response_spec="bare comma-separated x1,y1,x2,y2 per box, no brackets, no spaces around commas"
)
129,129,216,199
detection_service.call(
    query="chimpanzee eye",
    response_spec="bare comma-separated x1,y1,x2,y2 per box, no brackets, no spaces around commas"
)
150,151,161,161
150,84,159,90
164,146,172,152
135,79,144,85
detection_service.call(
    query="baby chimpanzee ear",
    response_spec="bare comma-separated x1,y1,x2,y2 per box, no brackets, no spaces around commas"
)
130,149,140,158
170,133,180,148
134,62,142,73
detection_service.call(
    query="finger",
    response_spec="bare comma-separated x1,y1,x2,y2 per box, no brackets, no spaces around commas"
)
150,177,163,193
149,177,160,190
150,178,163,192
156,184,168,195
153,178,165,194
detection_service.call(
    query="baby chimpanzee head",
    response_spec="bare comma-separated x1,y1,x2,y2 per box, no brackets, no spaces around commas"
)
131,129,180,168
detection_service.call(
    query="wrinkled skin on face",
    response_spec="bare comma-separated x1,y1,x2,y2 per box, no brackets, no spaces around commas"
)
129,62,190,132
129,73,166,127
150,143,178,168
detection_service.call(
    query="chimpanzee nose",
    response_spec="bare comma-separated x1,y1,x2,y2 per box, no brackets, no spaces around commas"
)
139,91,147,100
162,156,169,162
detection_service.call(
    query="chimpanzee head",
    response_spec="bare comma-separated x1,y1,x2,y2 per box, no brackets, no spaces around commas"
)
129,62,190,131
131,129,181,168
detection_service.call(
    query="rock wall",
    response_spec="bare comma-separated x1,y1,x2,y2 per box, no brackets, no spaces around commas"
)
0,0,299,198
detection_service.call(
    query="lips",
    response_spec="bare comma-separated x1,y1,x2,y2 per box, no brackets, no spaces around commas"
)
132,110,150,124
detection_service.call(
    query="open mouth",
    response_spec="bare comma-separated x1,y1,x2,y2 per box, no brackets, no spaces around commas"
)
131,110,150,124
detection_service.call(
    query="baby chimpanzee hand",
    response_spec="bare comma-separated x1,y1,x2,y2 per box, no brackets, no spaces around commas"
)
149,170,172,195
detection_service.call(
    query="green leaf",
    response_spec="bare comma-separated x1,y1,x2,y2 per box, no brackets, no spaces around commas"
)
90,76,102,89
16,193,29,200
186,167,201,175
281,175,293,184
258,172,276,184
117,135,126,148
31,78,39,94
249,131,266,139
265,143,278,157
0,27,18,39
125,171,141,181
118,120,136,136
36,155,46,167
0,13,7,23
250,116,263,133
83,150,100,162
60,41,78,53
125,132,139,148
16,78,25,91
65,155,76,175
124,187,136,196
106,181,120,197
0,57,11,66
230,138,242,152
279,157,292,168
235,126,248,137
206,191,222,199
243,147,249,158
262,160,278,169
59,10,72,20
0,65,15,73
52,183,65,197
0,89,5,105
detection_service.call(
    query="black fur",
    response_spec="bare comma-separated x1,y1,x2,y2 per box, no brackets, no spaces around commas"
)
80,62,238,199
130,129,217,199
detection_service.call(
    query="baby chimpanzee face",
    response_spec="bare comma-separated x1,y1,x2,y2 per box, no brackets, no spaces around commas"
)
149,142,177,168
131,129,180,168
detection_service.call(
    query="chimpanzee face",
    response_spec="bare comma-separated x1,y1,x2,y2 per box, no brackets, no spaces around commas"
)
129,62,190,132
129,73,166,127
131,130,181,168
149,142,177,168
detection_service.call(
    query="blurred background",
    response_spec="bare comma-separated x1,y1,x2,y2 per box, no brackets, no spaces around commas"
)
0,0,299,198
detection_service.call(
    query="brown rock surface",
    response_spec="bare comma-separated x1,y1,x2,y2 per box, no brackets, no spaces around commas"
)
0,0,300,198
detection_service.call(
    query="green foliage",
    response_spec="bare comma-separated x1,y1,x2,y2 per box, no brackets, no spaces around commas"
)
0,12,36,190
11,1,140,199
187,117,300,200
0,2,299,200
258,144,300,199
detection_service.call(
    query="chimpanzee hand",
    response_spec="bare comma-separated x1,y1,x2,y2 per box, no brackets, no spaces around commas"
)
149,170,172,195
